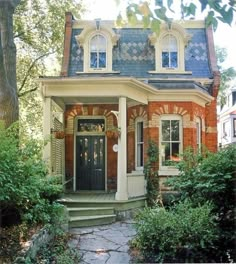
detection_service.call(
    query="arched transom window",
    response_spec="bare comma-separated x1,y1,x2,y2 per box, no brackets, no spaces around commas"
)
90,34,107,69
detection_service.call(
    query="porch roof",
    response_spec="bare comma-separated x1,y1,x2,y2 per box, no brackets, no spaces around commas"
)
39,76,214,108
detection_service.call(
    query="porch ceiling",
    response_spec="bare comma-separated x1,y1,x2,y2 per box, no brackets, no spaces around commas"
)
52,95,138,107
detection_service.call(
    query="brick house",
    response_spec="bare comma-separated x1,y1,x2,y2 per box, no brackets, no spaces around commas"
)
40,13,219,202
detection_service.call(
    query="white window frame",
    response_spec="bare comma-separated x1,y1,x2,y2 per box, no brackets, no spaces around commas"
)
159,115,182,175
148,23,192,74
75,24,120,74
196,117,202,151
89,33,107,70
161,33,178,69
135,118,144,171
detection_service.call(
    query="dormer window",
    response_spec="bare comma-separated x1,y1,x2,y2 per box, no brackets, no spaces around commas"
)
90,34,107,69
75,21,120,74
161,34,178,68
149,23,192,74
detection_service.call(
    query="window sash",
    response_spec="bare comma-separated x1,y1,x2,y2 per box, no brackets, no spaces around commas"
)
161,34,178,68
136,121,144,168
161,119,181,166
90,34,107,69
233,118,236,137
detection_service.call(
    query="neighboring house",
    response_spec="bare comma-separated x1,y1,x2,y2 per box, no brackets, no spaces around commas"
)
217,86,236,147
40,13,220,201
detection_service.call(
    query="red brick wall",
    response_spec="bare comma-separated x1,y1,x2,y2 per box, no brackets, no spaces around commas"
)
64,100,217,190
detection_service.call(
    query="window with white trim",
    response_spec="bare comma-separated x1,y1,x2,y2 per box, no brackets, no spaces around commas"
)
233,118,236,137
148,23,191,74
75,23,119,73
160,115,182,168
161,34,178,68
196,117,201,151
90,34,107,69
135,119,144,170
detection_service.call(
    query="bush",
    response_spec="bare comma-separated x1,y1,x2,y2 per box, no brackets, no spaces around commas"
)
0,123,63,227
166,145,236,261
135,200,219,263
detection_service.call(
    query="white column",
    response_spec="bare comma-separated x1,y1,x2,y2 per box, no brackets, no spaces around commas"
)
43,97,52,174
116,97,128,201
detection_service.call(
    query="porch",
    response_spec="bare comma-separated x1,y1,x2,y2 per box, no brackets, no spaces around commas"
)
59,192,146,227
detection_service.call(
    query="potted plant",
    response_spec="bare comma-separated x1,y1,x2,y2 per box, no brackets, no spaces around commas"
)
105,127,121,139
54,131,65,139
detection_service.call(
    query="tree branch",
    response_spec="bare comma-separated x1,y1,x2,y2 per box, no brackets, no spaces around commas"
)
18,86,38,97
18,51,55,92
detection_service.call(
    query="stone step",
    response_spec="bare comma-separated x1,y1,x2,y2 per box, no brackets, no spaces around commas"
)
67,207,114,217
69,214,116,228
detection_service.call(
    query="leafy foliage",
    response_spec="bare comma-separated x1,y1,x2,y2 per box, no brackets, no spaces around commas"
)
13,0,86,137
167,145,236,262
0,123,63,226
134,200,218,263
216,46,236,106
35,233,81,264
144,140,160,206
118,0,236,32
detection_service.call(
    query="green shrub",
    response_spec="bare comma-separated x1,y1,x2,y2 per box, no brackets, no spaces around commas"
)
0,123,63,227
166,145,236,261
135,200,218,263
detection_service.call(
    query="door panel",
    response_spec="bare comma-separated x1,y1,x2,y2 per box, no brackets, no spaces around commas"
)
76,136,105,190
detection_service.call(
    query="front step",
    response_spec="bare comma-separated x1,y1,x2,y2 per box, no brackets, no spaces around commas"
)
69,214,116,228
68,207,114,217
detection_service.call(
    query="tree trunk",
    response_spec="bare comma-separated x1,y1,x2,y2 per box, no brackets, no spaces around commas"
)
0,0,20,128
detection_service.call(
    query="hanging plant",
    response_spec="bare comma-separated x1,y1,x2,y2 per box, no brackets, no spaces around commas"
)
105,127,121,139
54,131,65,139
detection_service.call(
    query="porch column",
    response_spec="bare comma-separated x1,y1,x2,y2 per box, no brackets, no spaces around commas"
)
116,96,128,201
43,97,52,174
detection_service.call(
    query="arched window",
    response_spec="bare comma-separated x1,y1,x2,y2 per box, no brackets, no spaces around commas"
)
75,23,119,73
161,34,178,68
90,34,107,69
148,23,191,74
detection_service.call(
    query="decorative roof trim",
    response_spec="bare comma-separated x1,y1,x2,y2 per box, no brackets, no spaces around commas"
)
149,22,192,46
75,21,120,48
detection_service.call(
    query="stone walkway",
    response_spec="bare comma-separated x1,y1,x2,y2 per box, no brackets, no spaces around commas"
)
68,221,136,264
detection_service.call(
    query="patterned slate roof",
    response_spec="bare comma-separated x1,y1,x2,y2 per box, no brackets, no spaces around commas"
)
68,26,212,79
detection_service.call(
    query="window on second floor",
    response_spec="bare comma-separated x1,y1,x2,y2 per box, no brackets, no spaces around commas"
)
148,23,191,74
75,22,120,73
90,34,107,69
161,34,178,69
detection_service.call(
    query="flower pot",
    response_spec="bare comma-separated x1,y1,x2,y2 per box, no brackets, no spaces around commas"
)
54,131,65,139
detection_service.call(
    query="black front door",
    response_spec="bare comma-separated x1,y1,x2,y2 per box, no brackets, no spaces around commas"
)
76,136,105,190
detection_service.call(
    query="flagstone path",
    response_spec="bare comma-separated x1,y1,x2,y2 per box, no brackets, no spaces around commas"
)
68,221,136,264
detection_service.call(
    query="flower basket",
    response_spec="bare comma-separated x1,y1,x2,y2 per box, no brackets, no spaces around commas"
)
105,128,120,139
54,131,65,139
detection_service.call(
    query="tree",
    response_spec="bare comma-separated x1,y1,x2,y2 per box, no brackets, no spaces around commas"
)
117,0,236,32
0,0,85,130
14,0,84,136
216,47,236,106
0,0,21,128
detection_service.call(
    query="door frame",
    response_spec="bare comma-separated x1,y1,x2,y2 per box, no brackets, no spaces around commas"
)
73,116,107,192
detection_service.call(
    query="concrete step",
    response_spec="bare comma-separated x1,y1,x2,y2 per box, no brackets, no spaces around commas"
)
69,214,116,228
67,207,114,217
